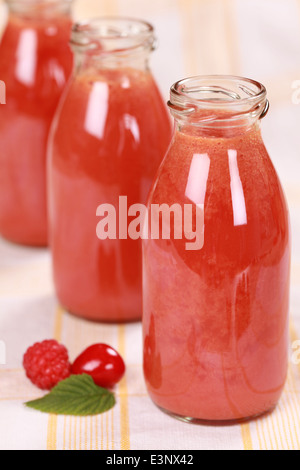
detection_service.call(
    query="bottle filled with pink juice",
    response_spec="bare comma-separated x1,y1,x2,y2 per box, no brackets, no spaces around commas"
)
0,0,73,246
48,18,173,322
143,76,290,422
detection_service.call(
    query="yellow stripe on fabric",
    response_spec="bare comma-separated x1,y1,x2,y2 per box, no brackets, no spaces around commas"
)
282,394,295,449
287,371,300,449
106,412,109,450
47,415,58,451
241,423,253,450
271,411,280,450
79,417,82,450
111,408,115,450
101,414,104,450
289,322,300,448
90,416,93,450
69,416,72,450
284,395,296,449
270,405,284,450
266,415,275,450
84,416,88,450
53,305,64,342
290,319,300,389
260,418,268,450
63,416,67,450
74,416,77,450
267,323,300,450
289,392,300,450
255,420,263,450
253,322,300,450
46,305,64,450
0,396,43,401
95,415,99,450
118,325,130,450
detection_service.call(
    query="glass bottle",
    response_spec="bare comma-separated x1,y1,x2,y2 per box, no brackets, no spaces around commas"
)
48,18,173,322
0,0,73,246
143,75,290,423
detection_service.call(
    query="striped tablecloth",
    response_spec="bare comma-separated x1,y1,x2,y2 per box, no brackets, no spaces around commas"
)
1,0,300,450
1,239,300,451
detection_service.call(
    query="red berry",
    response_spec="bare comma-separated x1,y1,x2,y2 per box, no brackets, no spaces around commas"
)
71,344,125,388
23,340,71,390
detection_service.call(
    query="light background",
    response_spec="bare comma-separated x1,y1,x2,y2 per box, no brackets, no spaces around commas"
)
0,0,300,450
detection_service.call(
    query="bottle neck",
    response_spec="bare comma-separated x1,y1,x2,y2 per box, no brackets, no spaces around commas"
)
71,18,155,74
174,113,262,139
73,50,151,74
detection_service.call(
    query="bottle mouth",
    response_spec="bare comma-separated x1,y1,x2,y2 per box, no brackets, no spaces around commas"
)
168,75,269,128
6,0,73,14
70,17,156,56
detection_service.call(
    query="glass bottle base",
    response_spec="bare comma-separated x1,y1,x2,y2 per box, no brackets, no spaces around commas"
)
61,305,141,324
0,232,48,248
156,404,276,426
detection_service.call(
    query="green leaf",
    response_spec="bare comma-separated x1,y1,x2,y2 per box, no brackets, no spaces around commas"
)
25,374,116,416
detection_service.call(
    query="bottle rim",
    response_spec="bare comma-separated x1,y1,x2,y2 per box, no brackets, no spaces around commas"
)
168,75,269,127
5,0,73,4
70,17,156,57
5,0,73,14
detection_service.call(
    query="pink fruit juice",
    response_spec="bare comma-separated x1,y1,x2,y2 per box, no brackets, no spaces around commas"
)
48,19,172,322
0,1,73,246
143,76,290,422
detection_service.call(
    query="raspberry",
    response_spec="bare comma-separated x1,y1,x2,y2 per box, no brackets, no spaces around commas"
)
23,340,71,390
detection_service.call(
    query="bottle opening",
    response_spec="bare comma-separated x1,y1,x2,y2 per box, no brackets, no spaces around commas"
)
168,75,269,129
70,17,156,56
6,0,73,16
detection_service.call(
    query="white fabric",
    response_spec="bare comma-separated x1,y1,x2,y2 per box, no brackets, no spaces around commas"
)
1,0,300,450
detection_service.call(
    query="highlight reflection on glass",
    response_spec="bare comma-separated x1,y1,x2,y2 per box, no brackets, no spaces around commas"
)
185,153,210,207
84,82,109,140
228,149,248,227
16,29,37,86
